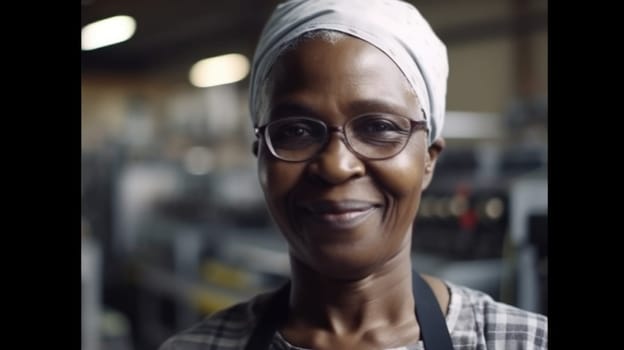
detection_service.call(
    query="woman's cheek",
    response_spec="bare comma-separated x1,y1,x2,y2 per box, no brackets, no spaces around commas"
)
263,161,297,198
373,155,424,199
258,146,287,196
259,155,304,228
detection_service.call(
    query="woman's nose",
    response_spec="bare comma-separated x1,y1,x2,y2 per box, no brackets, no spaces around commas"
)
306,133,365,184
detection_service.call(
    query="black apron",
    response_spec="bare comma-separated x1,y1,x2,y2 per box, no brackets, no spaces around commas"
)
244,270,454,350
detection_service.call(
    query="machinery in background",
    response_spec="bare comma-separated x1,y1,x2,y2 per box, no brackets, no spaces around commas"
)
82,137,547,350
411,144,547,313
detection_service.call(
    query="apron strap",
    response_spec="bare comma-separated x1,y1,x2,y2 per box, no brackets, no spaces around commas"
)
244,281,290,350
411,271,454,350
244,270,454,349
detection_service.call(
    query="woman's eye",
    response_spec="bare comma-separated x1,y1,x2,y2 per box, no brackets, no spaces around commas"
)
350,116,411,145
281,124,310,137
357,118,401,134
367,120,394,132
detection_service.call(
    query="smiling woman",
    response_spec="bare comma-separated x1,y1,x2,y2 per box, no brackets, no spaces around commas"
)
257,37,437,284
159,1,547,349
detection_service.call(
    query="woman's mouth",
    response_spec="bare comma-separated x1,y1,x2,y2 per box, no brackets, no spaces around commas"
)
298,200,380,229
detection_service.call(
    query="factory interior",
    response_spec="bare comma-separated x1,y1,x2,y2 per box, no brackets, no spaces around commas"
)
81,1,547,349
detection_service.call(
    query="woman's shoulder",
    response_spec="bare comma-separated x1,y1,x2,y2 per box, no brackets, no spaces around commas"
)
158,288,277,350
446,281,548,349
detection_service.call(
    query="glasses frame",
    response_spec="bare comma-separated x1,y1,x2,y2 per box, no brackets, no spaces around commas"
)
255,112,428,162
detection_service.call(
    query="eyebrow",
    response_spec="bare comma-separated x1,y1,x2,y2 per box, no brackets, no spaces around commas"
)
269,98,416,121
346,99,413,118
269,102,321,120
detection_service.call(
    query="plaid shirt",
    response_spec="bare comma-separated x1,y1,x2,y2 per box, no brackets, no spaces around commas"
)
159,281,547,349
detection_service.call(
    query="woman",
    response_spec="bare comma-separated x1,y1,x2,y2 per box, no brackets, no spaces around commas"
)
160,0,547,349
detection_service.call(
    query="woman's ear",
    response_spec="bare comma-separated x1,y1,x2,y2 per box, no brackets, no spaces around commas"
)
421,137,445,190
252,140,259,157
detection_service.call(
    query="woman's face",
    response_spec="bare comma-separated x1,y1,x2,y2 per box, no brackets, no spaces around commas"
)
257,36,438,279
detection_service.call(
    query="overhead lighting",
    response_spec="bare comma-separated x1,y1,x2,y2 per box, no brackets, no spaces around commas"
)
82,15,136,51
189,54,250,88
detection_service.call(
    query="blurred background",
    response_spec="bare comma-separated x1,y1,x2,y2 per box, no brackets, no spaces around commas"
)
81,1,548,349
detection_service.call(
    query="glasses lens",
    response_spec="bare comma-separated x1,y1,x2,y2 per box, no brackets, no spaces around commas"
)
266,118,326,161
346,114,412,159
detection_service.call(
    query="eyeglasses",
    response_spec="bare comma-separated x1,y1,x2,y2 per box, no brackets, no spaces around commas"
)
255,113,428,162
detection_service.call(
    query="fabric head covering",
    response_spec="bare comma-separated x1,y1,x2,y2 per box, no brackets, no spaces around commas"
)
249,0,448,145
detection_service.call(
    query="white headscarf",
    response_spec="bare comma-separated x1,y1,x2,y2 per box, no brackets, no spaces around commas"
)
249,0,448,145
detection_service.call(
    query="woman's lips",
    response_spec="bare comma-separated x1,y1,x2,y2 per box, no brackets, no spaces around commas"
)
298,200,381,229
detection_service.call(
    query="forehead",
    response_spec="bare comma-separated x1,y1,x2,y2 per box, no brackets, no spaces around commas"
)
263,36,419,122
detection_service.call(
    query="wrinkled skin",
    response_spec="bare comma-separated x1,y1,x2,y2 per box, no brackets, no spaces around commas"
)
257,36,442,279
254,35,446,349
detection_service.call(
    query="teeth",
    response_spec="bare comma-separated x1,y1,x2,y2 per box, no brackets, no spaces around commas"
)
322,211,361,221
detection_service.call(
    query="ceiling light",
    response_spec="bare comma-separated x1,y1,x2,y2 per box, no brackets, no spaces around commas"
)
82,15,136,51
189,54,250,88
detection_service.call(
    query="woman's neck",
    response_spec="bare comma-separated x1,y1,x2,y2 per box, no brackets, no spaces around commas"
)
285,246,420,347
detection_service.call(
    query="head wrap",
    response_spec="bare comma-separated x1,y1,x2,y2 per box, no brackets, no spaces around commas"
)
249,0,448,145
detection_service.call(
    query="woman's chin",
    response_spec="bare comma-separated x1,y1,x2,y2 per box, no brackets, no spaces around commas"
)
300,247,385,280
